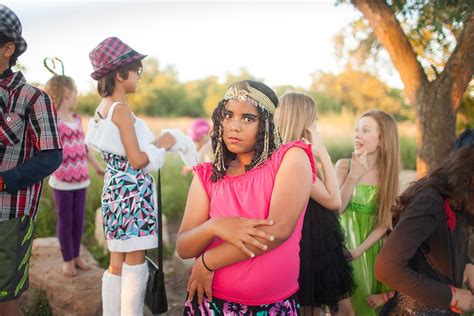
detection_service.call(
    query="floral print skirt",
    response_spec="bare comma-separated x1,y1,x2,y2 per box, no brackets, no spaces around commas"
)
184,294,299,315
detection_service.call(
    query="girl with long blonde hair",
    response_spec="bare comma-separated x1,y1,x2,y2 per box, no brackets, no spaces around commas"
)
44,71,105,277
336,109,400,315
276,92,355,316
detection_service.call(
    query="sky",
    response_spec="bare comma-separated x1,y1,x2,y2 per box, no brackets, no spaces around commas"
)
3,0,403,93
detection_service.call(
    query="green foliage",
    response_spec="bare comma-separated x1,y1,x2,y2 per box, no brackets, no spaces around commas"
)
326,138,354,163
160,153,193,220
400,136,417,170
335,0,473,79
310,68,406,116
21,288,52,316
76,58,207,117
75,56,409,119
457,82,474,131
76,91,101,116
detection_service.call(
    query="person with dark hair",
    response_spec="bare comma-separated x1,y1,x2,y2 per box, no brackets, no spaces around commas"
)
176,80,316,314
85,37,176,315
375,145,474,314
0,5,63,315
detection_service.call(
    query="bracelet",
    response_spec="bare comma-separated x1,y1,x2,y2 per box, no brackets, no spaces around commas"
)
381,291,395,303
449,285,461,314
201,252,214,272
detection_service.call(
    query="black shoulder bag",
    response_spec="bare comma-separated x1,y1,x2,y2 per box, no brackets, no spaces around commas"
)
145,170,168,314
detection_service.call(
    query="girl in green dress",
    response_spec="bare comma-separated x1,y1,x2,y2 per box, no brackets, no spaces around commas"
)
336,110,400,316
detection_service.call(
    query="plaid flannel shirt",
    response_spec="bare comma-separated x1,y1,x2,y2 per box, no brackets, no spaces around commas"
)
0,71,61,221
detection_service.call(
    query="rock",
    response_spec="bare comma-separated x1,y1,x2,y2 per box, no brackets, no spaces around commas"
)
26,237,103,316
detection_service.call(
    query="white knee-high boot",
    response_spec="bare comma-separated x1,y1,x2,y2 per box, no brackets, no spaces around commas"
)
121,262,149,316
102,270,122,316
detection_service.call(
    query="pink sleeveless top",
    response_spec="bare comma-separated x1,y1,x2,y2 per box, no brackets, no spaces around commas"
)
53,114,89,183
194,141,316,305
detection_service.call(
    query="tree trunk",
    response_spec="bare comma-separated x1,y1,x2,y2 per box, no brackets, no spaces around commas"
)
351,0,474,175
415,80,457,176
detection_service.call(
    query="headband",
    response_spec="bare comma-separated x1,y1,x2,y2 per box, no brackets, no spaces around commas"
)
44,57,65,76
223,84,276,115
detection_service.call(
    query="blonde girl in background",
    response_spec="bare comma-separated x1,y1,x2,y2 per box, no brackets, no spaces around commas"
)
275,92,355,316
44,60,105,277
336,109,400,315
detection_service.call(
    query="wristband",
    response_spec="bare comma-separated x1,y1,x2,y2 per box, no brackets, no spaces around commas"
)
201,252,214,272
449,285,461,314
382,291,394,303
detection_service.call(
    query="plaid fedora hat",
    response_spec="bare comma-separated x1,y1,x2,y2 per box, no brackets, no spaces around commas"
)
89,37,146,80
0,4,27,57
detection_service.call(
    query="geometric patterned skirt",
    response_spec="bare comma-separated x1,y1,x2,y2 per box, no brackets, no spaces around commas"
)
100,152,158,252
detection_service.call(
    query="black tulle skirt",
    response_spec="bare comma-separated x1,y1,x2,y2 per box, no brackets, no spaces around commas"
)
298,198,356,311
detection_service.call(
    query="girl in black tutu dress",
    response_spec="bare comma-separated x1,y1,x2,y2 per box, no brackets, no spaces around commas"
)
275,92,356,315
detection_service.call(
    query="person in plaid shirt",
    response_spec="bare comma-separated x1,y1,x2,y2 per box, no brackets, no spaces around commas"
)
0,5,62,315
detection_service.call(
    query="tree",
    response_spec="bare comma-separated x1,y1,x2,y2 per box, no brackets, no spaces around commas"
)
310,68,403,115
340,0,474,174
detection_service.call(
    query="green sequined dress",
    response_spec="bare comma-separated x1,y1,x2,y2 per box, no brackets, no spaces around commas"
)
340,183,387,316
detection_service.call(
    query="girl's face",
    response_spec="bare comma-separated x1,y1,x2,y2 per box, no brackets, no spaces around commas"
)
354,115,380,155
63,86,78,111
123,67,142,93
222,100,260,157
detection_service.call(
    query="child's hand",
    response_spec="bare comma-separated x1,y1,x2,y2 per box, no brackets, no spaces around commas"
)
464,263,474,293
348,151,368,181
96,167,106,176
349,248,362,261
181,165,192,176
366,294,385,309
155,132,176,150
309,129,328,158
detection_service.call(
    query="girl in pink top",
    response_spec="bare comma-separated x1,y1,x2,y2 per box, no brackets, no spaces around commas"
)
44,71,105,277
177,80,316,314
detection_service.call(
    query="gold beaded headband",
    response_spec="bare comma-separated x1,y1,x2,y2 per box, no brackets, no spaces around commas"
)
223,82,276,115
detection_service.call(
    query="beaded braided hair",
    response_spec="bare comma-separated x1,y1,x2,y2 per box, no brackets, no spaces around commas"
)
210,80,282,182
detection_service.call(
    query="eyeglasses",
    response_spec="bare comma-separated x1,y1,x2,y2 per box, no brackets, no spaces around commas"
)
130,67,143,76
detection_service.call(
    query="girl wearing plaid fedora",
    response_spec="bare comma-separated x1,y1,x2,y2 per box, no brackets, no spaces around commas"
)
85,37,176,316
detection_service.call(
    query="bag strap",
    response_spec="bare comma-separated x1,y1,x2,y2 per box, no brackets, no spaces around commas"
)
157,170,163,272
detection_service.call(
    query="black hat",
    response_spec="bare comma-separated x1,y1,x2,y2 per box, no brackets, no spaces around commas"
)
0,5,27,57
